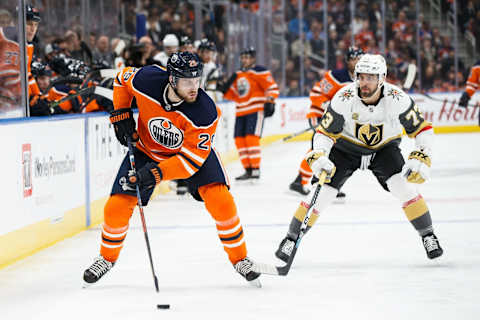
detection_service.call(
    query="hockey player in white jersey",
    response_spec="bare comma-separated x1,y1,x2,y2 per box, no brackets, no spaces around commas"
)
275,54,443,263
197,39,222,101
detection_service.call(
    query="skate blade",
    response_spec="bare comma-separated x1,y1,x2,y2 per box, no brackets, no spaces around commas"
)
333,198,346,204
248,278,262,288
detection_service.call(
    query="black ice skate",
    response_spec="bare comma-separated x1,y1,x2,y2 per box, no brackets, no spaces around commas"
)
250,168,260,180
176,179,188,196
275,237,295,263
289,174,310,195
334,191,346,204
422,233,443,259
235,168,252,181
234,257,261,287
83,256,114,286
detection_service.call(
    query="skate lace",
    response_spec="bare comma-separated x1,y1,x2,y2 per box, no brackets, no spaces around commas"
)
235,258,253,276
423,235,439,252
282,239,295,255
89,257,113,277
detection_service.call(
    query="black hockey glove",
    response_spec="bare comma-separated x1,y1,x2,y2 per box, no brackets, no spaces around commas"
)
264,102,275,117
127,162,162,190
110,108,138,146
29,95,52,116
458,91,470,108
217,73,237,94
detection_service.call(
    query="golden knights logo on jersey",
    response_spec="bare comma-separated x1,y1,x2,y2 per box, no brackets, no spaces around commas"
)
236,77,250,97
355,123,383,147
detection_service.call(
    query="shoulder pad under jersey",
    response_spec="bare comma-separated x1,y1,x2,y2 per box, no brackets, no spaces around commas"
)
330,82,356,113
330,68,353,83
132,65,169,102
176,89,218,127
383,82,411,113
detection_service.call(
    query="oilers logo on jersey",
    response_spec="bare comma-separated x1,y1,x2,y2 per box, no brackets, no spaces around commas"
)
355,123,384,146
236,77,250,97
148,117,184,149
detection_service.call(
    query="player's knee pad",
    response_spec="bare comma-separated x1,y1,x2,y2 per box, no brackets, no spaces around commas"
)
386,173,418,202
199,183,236,219
312,184,338,212
104,193,137,228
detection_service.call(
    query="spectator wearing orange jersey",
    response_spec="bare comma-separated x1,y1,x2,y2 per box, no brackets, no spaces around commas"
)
83,52,262,287
459,60,480,108
289,47,363,198
220,47,279,181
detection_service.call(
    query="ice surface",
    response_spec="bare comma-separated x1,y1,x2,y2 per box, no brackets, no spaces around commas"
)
1,133,479,320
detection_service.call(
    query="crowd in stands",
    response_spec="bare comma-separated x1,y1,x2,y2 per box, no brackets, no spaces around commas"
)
1,0,478,116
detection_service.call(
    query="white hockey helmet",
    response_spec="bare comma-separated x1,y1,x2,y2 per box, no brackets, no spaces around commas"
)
354,54,387,88
163,34,179,47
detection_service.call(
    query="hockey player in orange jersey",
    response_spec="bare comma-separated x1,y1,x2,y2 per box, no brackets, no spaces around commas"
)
458,60,480,108
289,47,363,197
220,47,279,181
25,4,51,116
83,52,261,286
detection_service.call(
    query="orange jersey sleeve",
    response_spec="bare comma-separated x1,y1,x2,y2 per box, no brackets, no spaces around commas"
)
465,62,480,97
224,65,278,116
308,69,352,119
47,85,81,112
113,66,138,109
27,43,40,96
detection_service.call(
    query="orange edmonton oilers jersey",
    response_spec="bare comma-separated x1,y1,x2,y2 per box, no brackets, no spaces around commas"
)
465,60,480,98
308,68,353,119
47,84,81,112
27,43,41,96
114,65,221,181
223,65,279,117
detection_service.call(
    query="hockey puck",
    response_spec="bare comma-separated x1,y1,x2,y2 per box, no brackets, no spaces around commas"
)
157,304,170,309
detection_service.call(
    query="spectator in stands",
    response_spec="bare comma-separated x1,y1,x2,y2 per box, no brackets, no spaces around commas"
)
93,35,114,67
146,9,162,45
64,29,92,65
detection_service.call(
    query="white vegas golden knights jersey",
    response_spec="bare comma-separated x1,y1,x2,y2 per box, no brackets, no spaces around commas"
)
318,81,431,155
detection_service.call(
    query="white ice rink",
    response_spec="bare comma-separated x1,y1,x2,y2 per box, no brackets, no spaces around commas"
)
1,133,480,320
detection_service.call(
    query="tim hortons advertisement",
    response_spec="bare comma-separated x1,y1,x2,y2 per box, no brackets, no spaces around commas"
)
412,92,480,127
0,119,85,236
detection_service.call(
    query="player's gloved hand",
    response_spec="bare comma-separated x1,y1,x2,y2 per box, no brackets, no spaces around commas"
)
217,73,237,94
305,150,336,183
29,95,52,116
127,162,162,190
110,108,138,146
403,150,431,184
458,91,470,108
263,102,275,117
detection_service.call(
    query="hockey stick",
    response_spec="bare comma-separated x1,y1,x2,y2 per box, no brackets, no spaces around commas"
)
403,64,417,91
49,86,113,110
282,126,318,142
126,138,160,293
419,92,480,108
253,171,328,276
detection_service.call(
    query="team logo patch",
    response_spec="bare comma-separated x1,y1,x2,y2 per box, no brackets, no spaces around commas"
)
355,123,383,147
123,68,137,81
387,88,403,101
148,117,184,149
237,77,250,97
340,89,354,101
